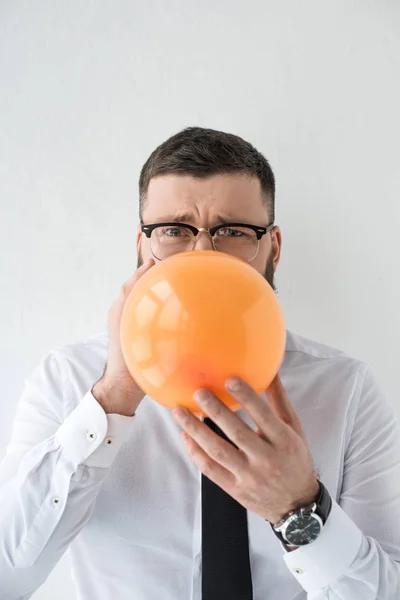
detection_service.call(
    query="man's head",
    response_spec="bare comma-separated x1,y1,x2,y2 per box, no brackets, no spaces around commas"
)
137,127,281,289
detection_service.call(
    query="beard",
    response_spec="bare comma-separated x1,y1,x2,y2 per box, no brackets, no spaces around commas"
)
137,249,276,291
264,250,276,292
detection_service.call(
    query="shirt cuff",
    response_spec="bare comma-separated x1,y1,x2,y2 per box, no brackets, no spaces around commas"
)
55,391,135,469
283,499,363,593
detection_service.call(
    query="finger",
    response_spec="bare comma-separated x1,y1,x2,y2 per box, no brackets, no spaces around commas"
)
110,259,155,324
173,404,249,477
266,375,304,437
224,377,288,444
192,388,268,457
120,259,155,298
180,431,237,491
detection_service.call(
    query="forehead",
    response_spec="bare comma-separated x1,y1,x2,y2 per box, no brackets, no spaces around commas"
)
142,173,269,224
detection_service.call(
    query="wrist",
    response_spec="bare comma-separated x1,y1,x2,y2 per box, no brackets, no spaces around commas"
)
92,378,144,417
292,479,320,511
270,480,332,548
269,480,320,525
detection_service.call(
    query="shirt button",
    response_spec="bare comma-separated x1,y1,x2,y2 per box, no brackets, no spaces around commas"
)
293,567,304,575
52,497,61,506
86,429,98,442
105,436,113,446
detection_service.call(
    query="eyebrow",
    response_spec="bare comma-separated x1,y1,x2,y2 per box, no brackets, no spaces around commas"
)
150,213,250,225
152,212,194,224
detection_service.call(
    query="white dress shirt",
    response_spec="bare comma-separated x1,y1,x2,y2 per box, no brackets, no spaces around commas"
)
1,330,400,600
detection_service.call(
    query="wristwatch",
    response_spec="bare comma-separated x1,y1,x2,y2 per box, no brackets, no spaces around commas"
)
271,480,332,547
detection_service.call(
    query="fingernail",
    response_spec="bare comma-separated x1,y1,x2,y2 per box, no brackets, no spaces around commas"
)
226,378,241,392
173,407,188,422
193,389,210,405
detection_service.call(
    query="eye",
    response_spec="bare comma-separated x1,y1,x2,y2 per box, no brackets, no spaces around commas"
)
158,227,193,238
162,227,183,237
156,226,193,241
216,227,244,237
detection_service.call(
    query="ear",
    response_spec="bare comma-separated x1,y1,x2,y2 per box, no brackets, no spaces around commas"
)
271,226,282,270
136,225,142,254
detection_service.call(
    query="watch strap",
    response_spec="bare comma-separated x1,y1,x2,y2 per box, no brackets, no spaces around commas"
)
314,480,332,523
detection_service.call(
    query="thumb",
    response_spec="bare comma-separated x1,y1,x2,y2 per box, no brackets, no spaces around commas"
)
109,258,155,333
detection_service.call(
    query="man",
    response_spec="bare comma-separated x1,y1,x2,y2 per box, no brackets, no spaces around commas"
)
0,127,399,599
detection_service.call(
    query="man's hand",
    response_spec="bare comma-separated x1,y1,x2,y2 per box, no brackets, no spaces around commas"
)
92,259,155,416
172,375,319,524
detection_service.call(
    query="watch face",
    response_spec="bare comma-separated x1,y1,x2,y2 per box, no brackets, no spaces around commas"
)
285,515,322,545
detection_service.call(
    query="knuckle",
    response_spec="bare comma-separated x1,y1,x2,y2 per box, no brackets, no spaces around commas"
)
107,306,116,322
120,283,130,296
209,444,226,463
232,480,243,497
279,441,293,458
209,402,222,419
120,275,138,296
201,458,214,478
108,301,120,320
275,428,291,449
269,463,283,479
262,458,281,480
283,434,298,454
233,427,249,446
246,489,263,506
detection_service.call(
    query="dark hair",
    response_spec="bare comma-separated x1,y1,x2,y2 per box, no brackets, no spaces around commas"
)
139,126,275,222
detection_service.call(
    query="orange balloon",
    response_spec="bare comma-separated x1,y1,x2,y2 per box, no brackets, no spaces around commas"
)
120,251,286,416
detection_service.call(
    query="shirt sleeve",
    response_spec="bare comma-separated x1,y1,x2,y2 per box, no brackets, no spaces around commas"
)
0,351,135,599
283,364,400,598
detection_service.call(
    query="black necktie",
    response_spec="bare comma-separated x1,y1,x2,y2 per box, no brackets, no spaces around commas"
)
201,417,253,599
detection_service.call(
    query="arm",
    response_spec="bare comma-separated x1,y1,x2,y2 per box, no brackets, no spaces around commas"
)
0,352,134,599
284,365,400,598
0,262,154,598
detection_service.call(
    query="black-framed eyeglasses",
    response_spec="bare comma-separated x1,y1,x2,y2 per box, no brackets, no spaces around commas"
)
141,222,275,262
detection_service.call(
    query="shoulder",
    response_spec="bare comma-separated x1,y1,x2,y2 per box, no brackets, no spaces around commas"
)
285,330,350,360
284,330,365,372
283,330,368,404
51,331,109,367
